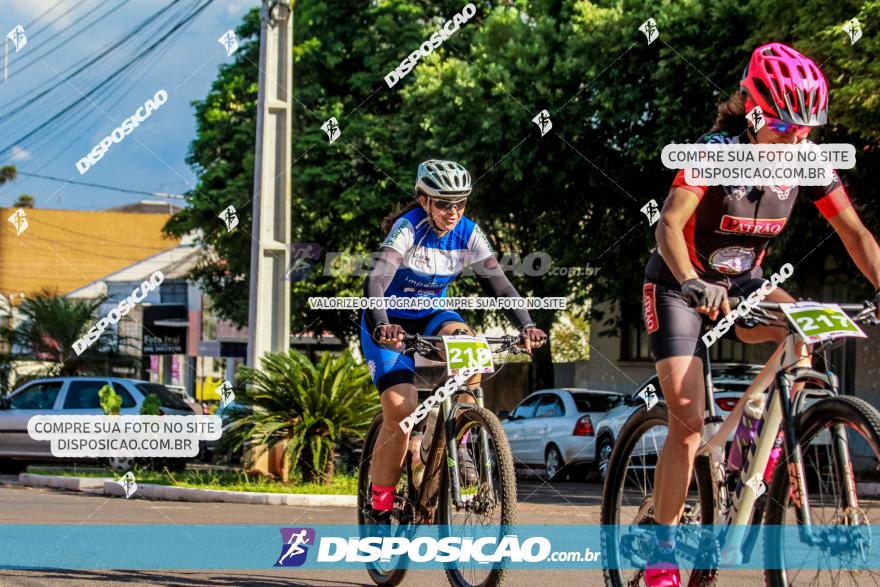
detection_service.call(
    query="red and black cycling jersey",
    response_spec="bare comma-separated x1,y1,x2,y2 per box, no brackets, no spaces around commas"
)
646,130,853,284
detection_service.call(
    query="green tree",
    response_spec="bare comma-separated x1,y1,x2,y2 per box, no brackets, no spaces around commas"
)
233,349,378,484
140,393,161,416
13,194,34,208
9,291,137,376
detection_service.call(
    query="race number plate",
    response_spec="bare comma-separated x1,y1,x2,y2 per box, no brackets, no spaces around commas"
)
779,302,866,344
442,335,495,376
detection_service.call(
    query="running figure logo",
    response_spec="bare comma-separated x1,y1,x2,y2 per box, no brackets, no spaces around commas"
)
636,383,659,410
7,209,28,236
218,30,239,56
843,18,862,45
6,25,27,52
747,105,765,132
640,199,660,226
219,205,239,232
284,243,321,282
217,380,235,407
321,117,341,143
118,471,138,499
639,18,659,45
532,109,552,137
275,528,315,567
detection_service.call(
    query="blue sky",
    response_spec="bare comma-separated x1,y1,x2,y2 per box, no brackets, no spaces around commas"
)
0,0,256,210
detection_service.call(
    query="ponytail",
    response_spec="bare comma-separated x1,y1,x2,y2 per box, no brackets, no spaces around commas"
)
711,89,748,135
381,199,422,234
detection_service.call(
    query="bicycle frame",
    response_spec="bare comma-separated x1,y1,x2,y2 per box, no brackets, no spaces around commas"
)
695,331,856,564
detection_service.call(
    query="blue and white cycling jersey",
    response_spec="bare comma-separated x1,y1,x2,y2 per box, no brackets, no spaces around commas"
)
380,206,494,319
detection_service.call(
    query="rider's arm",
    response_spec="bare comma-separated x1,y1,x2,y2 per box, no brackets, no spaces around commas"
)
655,187,702,284
472,256,535,330
825,202,880,290
363,247,403,327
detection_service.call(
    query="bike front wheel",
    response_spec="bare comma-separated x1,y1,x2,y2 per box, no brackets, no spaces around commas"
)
764,395,880,586
439,406,517,587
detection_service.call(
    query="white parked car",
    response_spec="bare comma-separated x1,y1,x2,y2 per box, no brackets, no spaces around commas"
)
500,388,626,481
0,377,195,472
593,364,830,481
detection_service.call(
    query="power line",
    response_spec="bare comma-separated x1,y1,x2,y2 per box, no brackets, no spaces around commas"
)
0,0,213,154
5,0,132,83
25,0,96,44
22,0,68,30
0,0,186,124
12,171,189,199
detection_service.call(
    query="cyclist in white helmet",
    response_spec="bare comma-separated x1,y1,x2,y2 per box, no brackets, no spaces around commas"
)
360,159,547,524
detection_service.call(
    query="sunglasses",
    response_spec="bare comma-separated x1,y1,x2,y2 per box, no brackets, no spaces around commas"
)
764,116,812,139
432,197,467,211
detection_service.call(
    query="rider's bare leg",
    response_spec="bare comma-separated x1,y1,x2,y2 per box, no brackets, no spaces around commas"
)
371,382,418,489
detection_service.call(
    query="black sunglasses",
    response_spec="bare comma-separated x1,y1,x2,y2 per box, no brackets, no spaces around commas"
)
432,197,467,211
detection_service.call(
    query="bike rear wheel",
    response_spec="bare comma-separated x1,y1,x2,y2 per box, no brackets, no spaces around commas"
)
439,406,517,587
357,413,412,586
600,401,716,586
764,395,880,586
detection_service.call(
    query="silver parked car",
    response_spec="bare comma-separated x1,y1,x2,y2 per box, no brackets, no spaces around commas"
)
0,377,194,472
500,388,626,481
593,363,829,481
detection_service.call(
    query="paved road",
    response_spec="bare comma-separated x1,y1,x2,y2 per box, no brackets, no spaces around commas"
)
0,477,775,586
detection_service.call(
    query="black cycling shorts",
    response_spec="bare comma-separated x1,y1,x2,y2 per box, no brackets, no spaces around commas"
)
642,273,767,361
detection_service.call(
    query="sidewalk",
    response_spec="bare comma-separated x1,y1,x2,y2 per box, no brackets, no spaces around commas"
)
7,472,357,507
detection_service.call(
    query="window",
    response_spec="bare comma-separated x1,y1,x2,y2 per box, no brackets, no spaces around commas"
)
160,282,187,305
63,381,135,409
535,394,564,418
11,382,62,409
511,394,542,419
571,393,624,413
135,383,192,411
620,304,652,361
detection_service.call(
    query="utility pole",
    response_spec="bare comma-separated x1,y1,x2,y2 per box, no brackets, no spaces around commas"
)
246,1,294,368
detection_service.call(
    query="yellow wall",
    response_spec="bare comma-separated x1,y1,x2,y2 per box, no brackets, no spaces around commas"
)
0,208,179,297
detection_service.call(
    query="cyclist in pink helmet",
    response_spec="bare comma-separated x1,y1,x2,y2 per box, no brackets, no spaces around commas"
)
643,43,880,587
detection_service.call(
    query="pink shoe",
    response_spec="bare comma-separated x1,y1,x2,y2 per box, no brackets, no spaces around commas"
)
645,555,681,587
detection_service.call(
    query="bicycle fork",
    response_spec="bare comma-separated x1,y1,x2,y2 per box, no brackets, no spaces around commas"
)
443,386,495,510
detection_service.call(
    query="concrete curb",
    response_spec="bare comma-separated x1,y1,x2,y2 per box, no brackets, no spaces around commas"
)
18,473,356,506
19,472,111,492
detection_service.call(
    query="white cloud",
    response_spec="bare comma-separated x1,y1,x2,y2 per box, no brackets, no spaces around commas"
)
6,0,78,30
223,0,258,18
10,146,31,162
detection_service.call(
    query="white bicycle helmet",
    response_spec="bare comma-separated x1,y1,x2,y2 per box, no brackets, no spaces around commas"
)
415,160,472,199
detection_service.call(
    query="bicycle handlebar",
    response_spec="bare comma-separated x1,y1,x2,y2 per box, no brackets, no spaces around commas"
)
727,297,874,314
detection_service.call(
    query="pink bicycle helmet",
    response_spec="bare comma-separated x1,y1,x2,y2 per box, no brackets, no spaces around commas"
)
740,43,828,126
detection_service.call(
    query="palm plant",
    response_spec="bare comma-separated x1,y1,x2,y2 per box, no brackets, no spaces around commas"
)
234,349,379,484
9,290,137,376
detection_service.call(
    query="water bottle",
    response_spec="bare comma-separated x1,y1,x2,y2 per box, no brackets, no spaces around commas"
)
420,405,440,464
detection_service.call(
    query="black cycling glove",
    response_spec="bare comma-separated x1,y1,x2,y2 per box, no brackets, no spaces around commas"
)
681,278,728,309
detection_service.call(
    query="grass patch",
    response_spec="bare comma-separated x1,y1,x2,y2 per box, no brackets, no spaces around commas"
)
29,466,357,495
